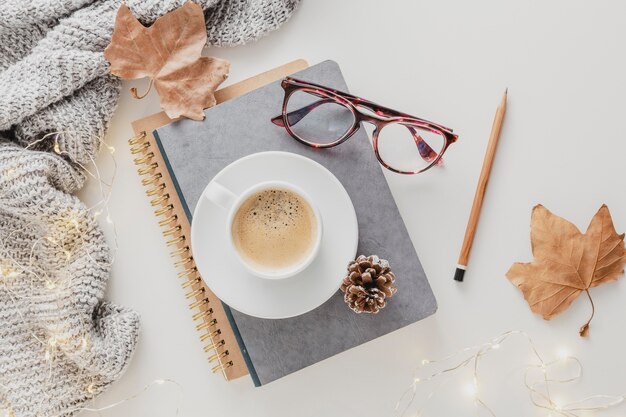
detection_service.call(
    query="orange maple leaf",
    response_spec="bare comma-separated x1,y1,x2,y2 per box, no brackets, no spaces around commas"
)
507,204,626,337
104,2,229,120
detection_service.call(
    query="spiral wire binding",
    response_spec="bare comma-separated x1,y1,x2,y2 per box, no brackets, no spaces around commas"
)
129,131,233,375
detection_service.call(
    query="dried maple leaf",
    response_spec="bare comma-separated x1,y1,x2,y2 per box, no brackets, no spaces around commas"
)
507,204,625,337
103,2,229,120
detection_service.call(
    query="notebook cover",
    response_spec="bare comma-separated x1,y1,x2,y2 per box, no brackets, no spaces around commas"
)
129,59,309,381
154,60,438,386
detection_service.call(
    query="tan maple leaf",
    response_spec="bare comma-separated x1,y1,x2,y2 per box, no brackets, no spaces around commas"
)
507,204,626,337
103,2,229,120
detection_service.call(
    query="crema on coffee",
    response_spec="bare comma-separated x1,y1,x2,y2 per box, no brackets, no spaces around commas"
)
231,188,317,272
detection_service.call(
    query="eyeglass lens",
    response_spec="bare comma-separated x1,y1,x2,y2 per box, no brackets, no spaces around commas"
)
285,89,356,145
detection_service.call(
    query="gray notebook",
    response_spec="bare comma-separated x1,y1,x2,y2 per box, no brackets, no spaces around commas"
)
154,60,437,386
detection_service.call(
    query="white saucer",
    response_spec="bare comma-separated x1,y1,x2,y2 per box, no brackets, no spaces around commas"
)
191,151,358,319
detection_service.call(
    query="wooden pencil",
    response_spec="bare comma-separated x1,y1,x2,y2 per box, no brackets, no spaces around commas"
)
454,89,508,282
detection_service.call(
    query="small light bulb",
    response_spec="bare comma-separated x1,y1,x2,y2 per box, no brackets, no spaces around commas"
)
106,214,113,224
155,379,165,385
53,141,61,154
463,381,478,398
492,343,501,350
421,359,430,365
414,377,421,384
108,145,116,154
86,383,95,394
557,348,569,360
45,280,56,290
552,397,564,412
48,337,57,347
7,270,19,279
93,210,102,219
44,350,51,361
64,250,71,261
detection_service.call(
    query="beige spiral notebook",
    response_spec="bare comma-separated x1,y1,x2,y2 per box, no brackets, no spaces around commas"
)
127,59,309,381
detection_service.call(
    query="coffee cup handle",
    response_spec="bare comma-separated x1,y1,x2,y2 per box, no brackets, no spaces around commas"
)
203,181,237,210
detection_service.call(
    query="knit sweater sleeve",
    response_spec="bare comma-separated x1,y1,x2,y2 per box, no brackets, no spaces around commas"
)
0,140,141,417
0,1,300,415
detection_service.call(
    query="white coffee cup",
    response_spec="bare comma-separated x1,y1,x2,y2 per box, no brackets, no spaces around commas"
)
203,180,323,280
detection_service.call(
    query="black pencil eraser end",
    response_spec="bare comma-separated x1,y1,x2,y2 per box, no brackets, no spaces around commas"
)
454,267,466,282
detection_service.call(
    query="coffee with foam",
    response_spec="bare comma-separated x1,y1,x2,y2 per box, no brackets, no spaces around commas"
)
231,188,317,273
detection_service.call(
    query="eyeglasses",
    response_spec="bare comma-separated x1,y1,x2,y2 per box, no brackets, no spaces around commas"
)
271,77,459,174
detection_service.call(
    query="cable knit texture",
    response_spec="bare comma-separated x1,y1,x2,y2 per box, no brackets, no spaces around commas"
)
0,1,299,416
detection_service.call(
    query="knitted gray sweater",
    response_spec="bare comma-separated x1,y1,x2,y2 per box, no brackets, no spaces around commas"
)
0,1,299,416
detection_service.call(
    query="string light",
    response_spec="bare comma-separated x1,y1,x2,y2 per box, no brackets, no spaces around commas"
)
395,331,626,417
462,380,478,399
557,348,570,361
81,336,89,351
0,403,15,417
0,131,181,416
63,378,183,417
0,263,19,280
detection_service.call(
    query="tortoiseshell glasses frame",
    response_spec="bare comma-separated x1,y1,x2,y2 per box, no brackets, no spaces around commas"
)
271,77,459,175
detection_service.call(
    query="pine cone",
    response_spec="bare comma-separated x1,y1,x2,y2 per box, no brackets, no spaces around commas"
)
340,255,397,314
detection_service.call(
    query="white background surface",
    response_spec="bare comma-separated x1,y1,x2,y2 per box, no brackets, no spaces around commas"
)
80,1,626,416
